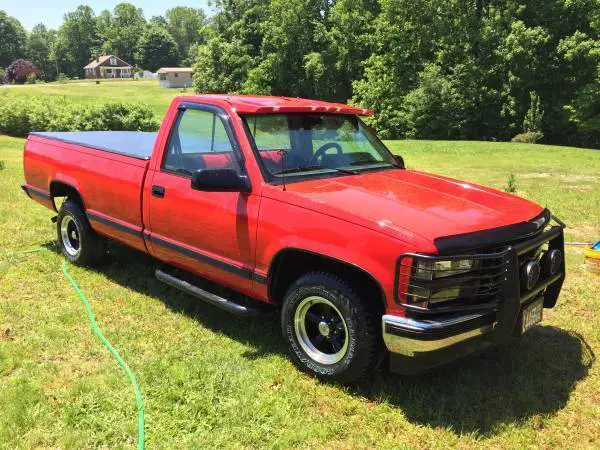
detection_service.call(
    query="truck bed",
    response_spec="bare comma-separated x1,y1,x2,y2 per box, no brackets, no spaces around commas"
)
30,131,158,160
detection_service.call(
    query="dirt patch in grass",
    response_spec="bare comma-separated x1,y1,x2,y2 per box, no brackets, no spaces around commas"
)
522,172,598,182
568,223,600,241
522,172,552,178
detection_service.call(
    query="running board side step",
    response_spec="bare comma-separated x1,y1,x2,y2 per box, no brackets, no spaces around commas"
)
155,268,266,317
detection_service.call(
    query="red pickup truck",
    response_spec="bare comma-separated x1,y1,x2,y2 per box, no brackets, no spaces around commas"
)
22,95,566,382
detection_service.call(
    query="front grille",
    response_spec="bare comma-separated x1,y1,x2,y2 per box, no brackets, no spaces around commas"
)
397,249,511,314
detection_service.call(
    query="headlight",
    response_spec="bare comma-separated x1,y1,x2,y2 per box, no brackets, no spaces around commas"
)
415,259,478,280
397,253,507,309
399,256,479,307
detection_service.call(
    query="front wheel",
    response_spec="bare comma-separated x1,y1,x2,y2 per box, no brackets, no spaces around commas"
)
281,272,381,384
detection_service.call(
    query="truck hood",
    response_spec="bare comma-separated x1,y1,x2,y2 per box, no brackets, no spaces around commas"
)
264,169,543,250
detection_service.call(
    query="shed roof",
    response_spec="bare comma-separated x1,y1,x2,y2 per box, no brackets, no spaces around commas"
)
157,67,193,74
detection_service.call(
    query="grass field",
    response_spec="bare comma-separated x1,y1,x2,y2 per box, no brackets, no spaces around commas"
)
1,79,182,118
1,81,600,448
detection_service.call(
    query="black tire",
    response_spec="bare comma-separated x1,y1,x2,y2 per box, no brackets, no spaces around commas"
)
57,199,107,266
281,272,381,384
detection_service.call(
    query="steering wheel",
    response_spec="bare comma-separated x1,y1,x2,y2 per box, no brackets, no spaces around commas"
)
310,142,343,164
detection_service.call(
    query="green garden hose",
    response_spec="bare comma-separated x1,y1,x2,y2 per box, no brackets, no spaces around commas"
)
14,246,49,254
7,247,145,449
61,261,145,450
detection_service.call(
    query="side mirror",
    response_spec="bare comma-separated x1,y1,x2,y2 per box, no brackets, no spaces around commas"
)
191,169,251,193
394,155,405,169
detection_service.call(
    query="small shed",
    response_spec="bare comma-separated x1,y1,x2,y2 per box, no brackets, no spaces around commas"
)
157,68,193,88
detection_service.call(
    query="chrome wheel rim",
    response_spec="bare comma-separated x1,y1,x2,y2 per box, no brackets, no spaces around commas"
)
60,216,81,257
294,296,349,365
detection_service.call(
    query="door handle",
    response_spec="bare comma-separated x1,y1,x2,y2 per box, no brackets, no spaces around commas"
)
152,185,165,198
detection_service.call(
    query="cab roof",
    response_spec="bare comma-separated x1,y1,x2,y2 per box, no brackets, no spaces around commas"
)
182,94,373,116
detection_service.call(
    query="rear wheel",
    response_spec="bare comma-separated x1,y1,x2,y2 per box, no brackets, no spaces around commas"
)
57,200,106,266
281,272,381,384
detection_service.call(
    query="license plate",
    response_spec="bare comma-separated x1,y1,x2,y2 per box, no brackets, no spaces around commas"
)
521,299,543,334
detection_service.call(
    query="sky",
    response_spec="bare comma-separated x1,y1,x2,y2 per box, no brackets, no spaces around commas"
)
0,0,212,31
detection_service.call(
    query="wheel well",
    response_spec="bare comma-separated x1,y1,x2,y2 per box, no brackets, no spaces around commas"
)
268,249,386,313
50,181,84,211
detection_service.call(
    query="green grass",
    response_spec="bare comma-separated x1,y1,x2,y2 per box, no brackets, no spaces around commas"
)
1,81,600,447
1,79,182,118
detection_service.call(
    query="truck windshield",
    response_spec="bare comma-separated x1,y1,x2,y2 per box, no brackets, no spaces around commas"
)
242,114,400,182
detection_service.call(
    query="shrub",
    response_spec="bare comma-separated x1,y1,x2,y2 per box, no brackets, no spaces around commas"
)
523,91,544,133
25,72,37,84
504,172,517,193
4,59,41,84
511,131,544,143
0,93,159,137
56,73,69,83
0,68,5,84
0,93,31,136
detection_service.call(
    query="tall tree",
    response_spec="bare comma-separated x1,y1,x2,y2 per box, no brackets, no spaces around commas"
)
0,11,27,67
149,15,168,28
323,0,379,102
165,7,206,63
243,0,328,96
136,26,179,72
192,0,268,93
54,5,100,77
27,24,57,79
98,3,146,65
352,0,442,137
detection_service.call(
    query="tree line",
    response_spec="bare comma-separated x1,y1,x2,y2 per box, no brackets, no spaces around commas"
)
1,1,599,148
0,4,205,78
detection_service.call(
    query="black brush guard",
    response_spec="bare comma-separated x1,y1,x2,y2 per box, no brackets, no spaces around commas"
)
383,221,565,364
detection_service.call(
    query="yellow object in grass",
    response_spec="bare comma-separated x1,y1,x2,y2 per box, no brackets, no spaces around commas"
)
585,241,600,276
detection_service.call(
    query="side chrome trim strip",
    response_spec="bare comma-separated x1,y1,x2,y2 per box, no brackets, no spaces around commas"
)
21,184,51,200
86,211,143,237
85,211,268,284
150,234,253,280
148,234,269,285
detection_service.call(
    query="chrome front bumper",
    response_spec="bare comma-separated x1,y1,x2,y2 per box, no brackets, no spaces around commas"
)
382,313,496,357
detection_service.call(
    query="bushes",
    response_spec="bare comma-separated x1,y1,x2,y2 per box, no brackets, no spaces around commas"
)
25,73,38,84
511,131,544,144
0,93,159,137
4,59,41,84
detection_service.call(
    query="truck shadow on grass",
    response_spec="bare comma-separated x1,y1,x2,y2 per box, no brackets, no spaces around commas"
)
86,241,594,437
357,327,594,435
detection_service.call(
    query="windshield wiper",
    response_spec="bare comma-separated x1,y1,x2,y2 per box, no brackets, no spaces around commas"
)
273,165,356,176
349,159,391,167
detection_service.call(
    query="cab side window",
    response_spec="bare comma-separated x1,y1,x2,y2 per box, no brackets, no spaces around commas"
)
163,109,238,175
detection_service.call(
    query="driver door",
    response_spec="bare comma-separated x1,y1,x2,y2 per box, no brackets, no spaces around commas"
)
147,104,260,292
